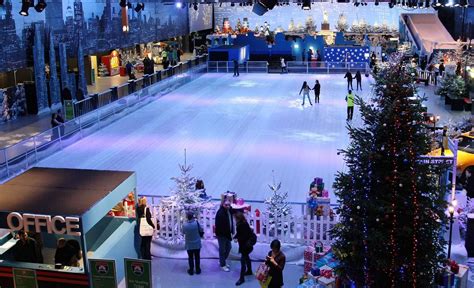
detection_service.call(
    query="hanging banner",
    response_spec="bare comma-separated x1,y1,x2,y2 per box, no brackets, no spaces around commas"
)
13,268,37,288
124,258,152,288
89,259,117,288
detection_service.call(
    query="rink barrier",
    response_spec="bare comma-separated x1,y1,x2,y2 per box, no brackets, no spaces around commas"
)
143,195,339,245
0,56,209,182
74,54,208,118
206,61,370,74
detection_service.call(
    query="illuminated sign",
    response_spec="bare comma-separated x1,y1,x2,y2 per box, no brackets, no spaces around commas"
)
6,212,81,236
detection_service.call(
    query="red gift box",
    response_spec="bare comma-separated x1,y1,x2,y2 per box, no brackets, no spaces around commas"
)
304,261,313,273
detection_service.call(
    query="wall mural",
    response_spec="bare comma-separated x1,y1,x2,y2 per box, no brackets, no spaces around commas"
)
215,3,434,34
189,3,213,33
0,0,189,72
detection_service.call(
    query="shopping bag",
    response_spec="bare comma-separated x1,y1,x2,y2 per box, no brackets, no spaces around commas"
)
259,275,272,288
255,262,270,282
139,207,154,236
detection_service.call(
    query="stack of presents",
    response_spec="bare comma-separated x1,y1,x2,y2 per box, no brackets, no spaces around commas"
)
435,259,469,288
298,242,340,288
307,178,334,218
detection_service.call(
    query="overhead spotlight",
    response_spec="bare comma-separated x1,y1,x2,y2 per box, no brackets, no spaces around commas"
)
34,0,47,12
135,2,144,11
193,2,198,10
424,0,430,7
219,2,222,6
119,0,127,7
19,0,30,16
0,0,4,5
375,0,379,5
454,0,460,6
239,2,243,5
460,0,467,6
302,0,311,9
231,2,235,6
389,0,395,7
252,0,276,15
127,1,132,8
445,0,453,6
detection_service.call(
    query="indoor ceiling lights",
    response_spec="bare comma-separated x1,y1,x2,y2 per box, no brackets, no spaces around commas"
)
302,0,311,10
252,0,277,16
34,0,47,12
135,2,144,11
193,2,198,10
0,0,4,5
120,0,127,7
19,0,31,16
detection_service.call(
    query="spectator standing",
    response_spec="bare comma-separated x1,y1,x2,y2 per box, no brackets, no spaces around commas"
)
438,62,445,76
299,81,312,106
312,80,321,104
51,113,61,140
137,197,156,260
307,49,313,62
234,212,253,286
215,200,234,271
14,230,41,263
302,49,306,63
126,61,133,78
346,90,355,121
183,212,203,275
464,167,474,198
266,239,286,288
344,71,353,90
355,70,362,91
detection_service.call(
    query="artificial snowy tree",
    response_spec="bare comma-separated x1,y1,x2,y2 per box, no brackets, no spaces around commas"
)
336,13,349,32
331,54,447,286
264,175,292,235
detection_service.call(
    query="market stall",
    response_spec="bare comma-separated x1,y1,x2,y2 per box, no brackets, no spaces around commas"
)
0,167,138,287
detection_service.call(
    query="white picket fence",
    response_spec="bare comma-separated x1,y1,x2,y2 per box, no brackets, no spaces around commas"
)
152,203,338,245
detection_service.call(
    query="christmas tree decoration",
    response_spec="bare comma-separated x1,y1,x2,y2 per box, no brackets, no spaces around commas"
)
331,53,447,287
264,171,292,234
336,13,349,32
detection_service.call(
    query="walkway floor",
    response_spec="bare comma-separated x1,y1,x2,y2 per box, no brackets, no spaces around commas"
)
0,53,196,148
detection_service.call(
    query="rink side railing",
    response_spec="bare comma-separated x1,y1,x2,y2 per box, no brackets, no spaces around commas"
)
0,56,208,182
143,195,339,245
207,61,370,74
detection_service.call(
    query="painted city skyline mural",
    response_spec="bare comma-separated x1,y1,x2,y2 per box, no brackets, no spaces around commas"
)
0,0,189,72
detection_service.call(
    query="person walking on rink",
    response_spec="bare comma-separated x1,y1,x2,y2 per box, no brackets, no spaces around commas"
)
299,81,312,106
346,90,355,121
233,60,240,77
344,71,353,90
312,80,320,103
355,70,362,91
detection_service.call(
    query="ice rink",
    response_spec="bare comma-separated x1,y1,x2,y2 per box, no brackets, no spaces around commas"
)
37,72,457,205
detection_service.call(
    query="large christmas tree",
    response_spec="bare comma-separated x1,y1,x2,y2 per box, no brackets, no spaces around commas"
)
331,54,447,287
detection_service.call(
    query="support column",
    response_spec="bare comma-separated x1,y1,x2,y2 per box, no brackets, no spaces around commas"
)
59,43,69,92
33,23,49,114
77,41,88,96
49,31,61,109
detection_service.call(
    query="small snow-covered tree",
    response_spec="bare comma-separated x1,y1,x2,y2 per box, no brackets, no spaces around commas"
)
336,13,349,32
264,173,292,234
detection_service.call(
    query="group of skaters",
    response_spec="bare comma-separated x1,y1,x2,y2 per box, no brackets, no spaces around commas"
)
298,71,361,121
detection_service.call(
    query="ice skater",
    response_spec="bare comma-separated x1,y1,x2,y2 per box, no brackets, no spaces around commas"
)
312,79,320,103
299,81,312,106
233,60,240,77
355,70,362,91
344,71,353,90
346,90,354,121
280,58,287,73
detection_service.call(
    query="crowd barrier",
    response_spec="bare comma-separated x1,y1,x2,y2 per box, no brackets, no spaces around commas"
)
0,56,208,182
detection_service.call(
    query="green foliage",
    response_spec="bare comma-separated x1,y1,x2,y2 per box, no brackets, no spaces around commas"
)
331,54,447,287
436,74,468,99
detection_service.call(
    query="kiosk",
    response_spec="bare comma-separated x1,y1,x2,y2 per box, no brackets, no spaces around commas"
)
0,167,138,287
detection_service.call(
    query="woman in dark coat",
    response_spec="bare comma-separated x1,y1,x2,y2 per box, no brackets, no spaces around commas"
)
136,197,156,260
234,212,253,286
266,239,286,288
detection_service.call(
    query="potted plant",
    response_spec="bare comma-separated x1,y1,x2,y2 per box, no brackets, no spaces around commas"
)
436,74,468,110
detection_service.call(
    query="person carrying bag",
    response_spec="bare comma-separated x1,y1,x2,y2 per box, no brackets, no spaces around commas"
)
137,197,156,260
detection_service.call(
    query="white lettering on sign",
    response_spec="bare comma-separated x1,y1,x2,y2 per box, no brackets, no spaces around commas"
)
6,212,81,236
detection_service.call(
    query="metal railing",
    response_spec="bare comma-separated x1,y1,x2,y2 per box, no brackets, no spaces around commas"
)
0,56,208,182
206,61,269,73
207,60,369,74
74,55,208,118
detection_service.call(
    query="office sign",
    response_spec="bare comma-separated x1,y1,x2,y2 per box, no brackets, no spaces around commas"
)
89,259,117,288
13,268,37,288
124,258,152,288
5,212,81,236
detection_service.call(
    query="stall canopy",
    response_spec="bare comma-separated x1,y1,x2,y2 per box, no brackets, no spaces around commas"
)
0,167,136,234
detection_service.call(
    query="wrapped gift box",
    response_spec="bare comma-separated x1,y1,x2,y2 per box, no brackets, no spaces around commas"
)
455,264,468,288
316,265,336,288
304,246,332,273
